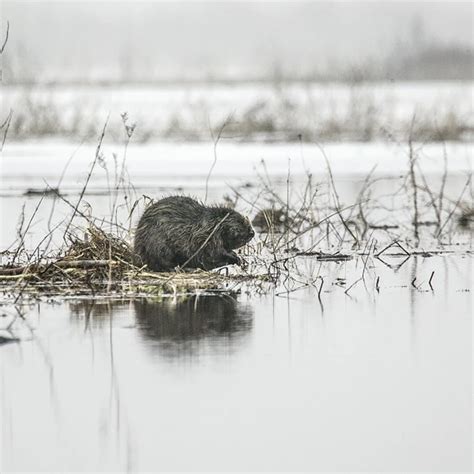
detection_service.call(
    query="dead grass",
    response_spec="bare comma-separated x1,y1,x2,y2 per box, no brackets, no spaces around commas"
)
3,86,472,143
0,223,273,298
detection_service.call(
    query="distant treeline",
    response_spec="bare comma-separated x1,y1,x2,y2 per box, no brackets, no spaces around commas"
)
386,45,473,81
2,45,473,86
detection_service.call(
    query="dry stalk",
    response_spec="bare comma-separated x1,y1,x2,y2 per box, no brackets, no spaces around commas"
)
62,117,109,242
205,113,232,203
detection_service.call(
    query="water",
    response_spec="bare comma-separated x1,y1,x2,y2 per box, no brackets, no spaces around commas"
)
0,139,472,471
1,253,472,471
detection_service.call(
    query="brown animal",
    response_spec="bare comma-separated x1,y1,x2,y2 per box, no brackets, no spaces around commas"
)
134,196,254,271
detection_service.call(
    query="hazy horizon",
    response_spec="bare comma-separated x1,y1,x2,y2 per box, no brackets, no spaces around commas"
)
2,1,473,82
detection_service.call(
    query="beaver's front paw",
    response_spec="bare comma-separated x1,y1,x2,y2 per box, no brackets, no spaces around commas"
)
224,250,241,266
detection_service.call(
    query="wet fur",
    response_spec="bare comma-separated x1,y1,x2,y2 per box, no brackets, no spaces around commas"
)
134,196,254,271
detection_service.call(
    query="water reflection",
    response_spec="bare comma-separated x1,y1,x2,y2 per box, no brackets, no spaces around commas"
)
134,295,253,357
69,295,254,358
1,254,472,471
69,299,128,323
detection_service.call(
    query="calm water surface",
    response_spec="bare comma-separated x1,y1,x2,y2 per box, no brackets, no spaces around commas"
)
1,254,472,471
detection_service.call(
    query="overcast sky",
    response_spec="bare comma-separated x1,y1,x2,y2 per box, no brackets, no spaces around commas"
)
2,1,473,81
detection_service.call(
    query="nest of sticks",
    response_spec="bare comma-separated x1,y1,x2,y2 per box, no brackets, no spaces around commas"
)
0,225,263,299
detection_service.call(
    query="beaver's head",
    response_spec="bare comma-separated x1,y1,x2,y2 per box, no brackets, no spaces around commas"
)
222,211,255,250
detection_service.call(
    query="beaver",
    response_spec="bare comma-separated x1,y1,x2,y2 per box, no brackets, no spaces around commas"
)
252,208,289,232
134,196,255,271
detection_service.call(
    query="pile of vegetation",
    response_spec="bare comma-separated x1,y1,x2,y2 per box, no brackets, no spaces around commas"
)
0,223,275,299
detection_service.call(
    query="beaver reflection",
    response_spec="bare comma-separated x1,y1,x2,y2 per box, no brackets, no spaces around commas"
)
134,295,253,356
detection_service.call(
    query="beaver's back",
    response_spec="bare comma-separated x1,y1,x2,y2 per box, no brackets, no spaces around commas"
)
134,196,210,271
140,196,205,224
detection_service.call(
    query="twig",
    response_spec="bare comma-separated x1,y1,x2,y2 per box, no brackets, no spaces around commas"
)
0,260,121,276
317,276,324,301
0,20,9,54
286,200,370,249
316,142,358,244
428,271,435,290
11,194,46,264
375,240,410,258
0,109,13,151
205,113,232,203
43,141,84,254
436,174,471,238
345,239,374,295
180,213,230,271
408,116,420,242
438,142,448,229
62,117,109,241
